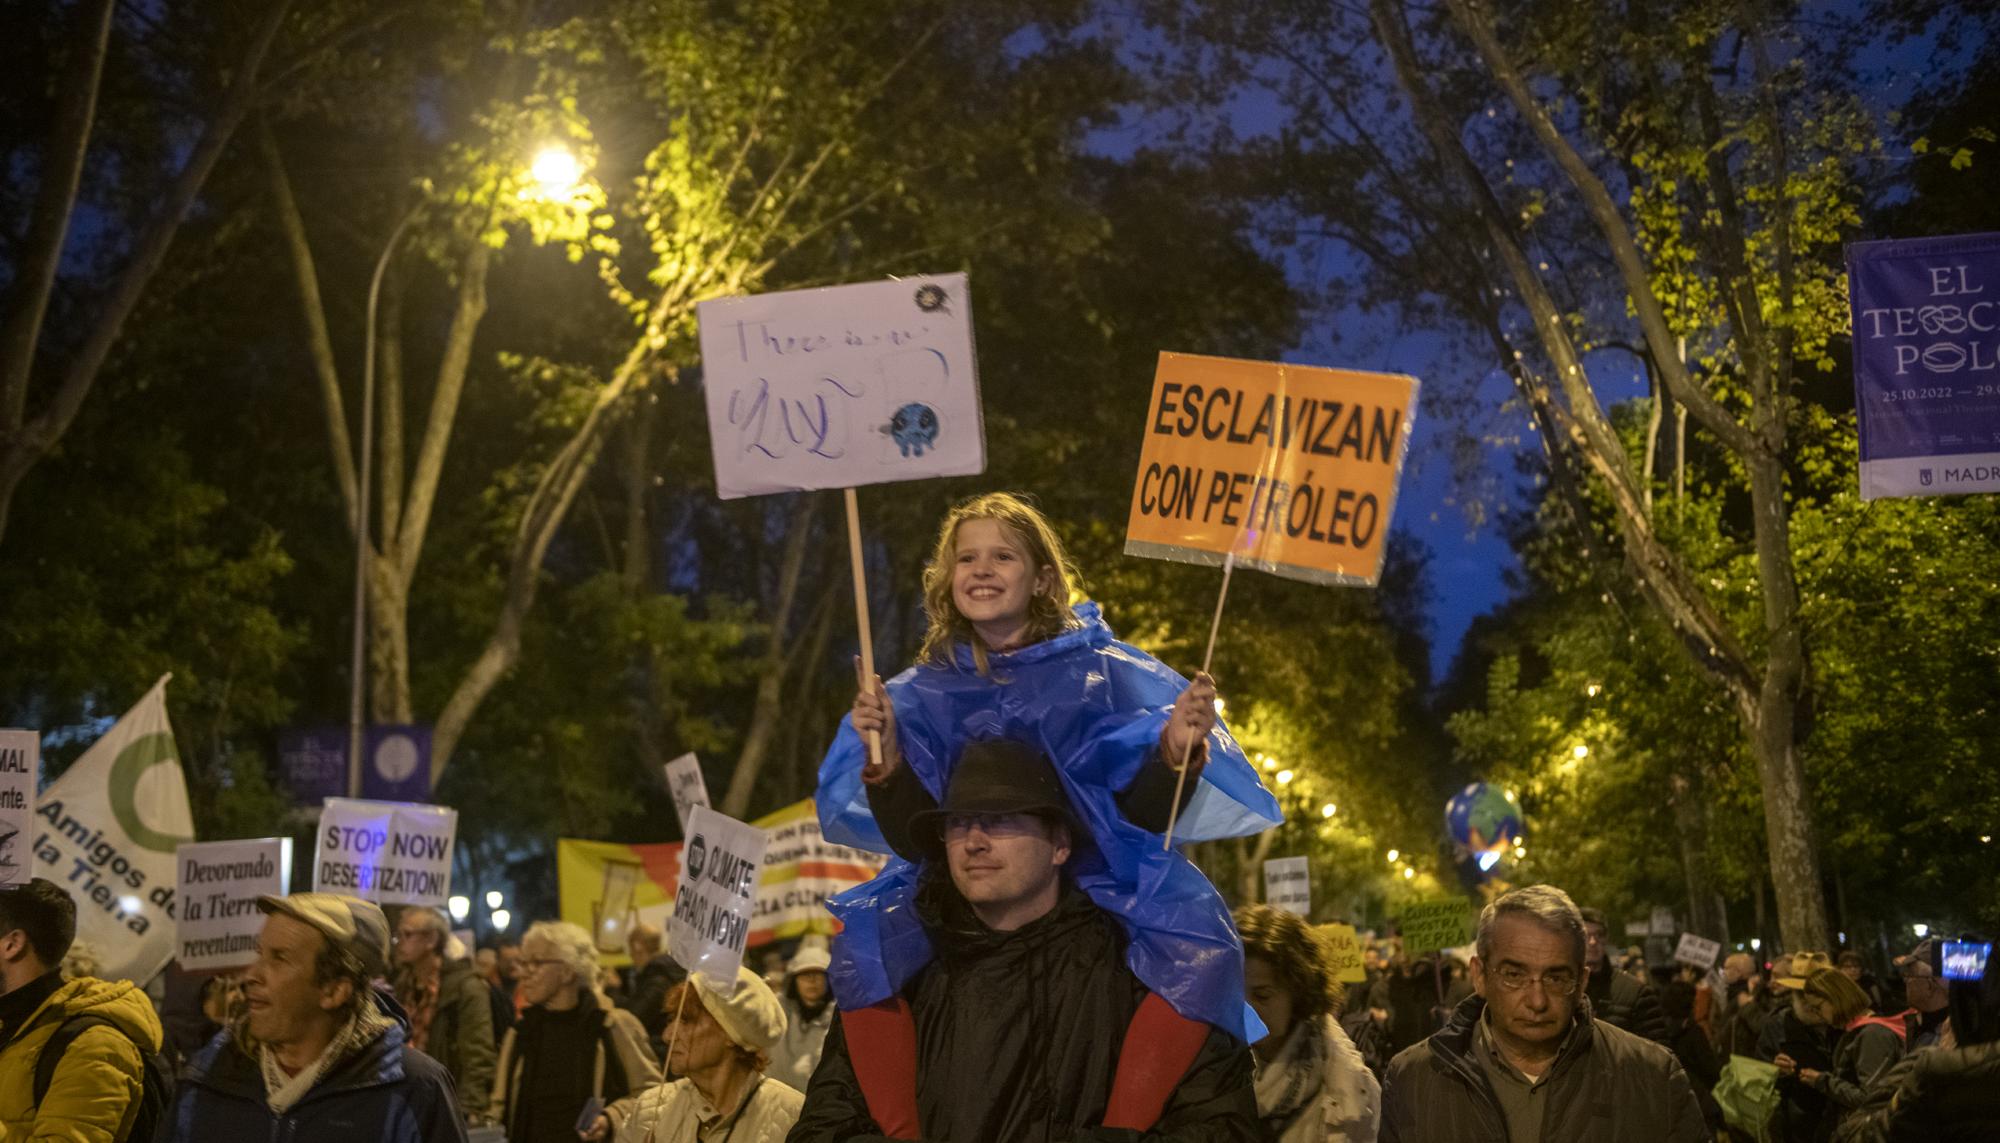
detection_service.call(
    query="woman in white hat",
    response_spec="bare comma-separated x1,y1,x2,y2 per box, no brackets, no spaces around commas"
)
612,965,802,1143
769,945,835,1091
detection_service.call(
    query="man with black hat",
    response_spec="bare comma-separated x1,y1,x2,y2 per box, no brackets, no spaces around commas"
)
787,738,1262,1143
157,891,469,1142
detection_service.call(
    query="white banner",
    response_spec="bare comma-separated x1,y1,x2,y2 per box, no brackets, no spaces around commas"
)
697,273,985,499
1264,856,1311,917
176,838,292,972
669,805,767,994
663,753,710,834
1674,932,1724,971
0,730,37,888
31,676,194,984
313,798,457,907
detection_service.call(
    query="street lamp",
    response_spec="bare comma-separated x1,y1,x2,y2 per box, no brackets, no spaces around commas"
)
486,889,505,910
531,146,584,200
491,908,512,932
345,144,586,797
448,895,471,921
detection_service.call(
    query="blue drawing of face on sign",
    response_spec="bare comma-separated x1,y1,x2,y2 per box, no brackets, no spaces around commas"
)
885,402,940,456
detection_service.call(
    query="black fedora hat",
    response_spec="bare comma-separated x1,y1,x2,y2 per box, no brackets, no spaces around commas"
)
908,739,1088,861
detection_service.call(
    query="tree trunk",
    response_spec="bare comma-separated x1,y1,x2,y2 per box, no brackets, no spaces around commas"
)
1669,772,1729,945
722,494,821,818
1376,0,1829,955
0,1,294,543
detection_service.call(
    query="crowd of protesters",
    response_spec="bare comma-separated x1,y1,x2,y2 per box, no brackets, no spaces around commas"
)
3,493,1995,1142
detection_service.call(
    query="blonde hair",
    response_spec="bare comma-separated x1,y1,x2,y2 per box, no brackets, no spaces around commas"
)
917,492,1085,673
1802,966,1873,1025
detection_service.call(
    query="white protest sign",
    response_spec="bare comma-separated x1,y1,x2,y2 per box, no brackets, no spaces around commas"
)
313,798,457,907
32,676,193,984
0,730,37,888
663,753,711,834
1674,932,1724,971
175,838,292,971
697,273,985,499
1264,856,1311,917
669,805,768,994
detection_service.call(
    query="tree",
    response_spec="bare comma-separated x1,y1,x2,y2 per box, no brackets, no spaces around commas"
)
0,1,295,541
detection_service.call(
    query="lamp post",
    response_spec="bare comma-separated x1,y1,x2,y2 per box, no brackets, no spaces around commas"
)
347,206,422,800
345,143,585,798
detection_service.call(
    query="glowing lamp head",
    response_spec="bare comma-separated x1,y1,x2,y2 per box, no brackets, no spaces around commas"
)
530,146,583,199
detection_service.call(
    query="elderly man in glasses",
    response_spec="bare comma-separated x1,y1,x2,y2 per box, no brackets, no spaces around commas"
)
1378,885,1707,1143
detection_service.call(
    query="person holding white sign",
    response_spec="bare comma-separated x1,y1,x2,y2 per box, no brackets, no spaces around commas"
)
604,965,801,1143
817,492,1281,1044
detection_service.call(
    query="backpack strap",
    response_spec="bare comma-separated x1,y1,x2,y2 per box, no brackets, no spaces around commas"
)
33,1014,122,1105
1101,993,1209,1131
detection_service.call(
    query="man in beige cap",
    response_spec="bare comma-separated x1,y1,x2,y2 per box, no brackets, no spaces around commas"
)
591,964,801,1142
157,891,469,1142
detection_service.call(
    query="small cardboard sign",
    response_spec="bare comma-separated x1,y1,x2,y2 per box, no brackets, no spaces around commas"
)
1264,856,1311,917
663,753,711,834
176,838,293,971
1675,932,1724,971
697,273,985,499
1125,352,1419,587
1399,897,1475,957
1318,922,1368,983
668,805,768,994
313,798,458,907
0,730,37,888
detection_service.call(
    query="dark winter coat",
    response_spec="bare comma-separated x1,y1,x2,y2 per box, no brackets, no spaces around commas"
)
785,883,1263,1143
1377,994,1708,1143
1758,1004,1836,1143
157,998,469,1143
1830,1038,2000,1143
1814,1015,1913,1117
616,952,687,1051
413,957,497,1121
1587,959,1670,1044
1713,982,1775,1059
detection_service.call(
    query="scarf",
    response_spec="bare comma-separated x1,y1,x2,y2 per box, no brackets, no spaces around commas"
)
398,963,442,1052
1254,1016,1330,1133
259,1003,395,1114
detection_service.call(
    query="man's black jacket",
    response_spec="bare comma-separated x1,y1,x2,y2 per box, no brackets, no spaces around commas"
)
785,882,1263,1143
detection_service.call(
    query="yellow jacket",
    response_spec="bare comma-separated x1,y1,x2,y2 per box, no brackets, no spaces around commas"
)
0,976,163,1143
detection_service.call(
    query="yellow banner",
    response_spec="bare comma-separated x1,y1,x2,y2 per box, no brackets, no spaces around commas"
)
1124,352,1419,586
558,798,885,965
1316,922,1368,983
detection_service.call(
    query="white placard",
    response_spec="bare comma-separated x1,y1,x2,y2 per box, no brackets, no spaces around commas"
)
31,676,193,985
313,798,458,907
175,838,292,971
0,730,36,888
1674,932,1724,971
1264,856,1311,917
663,753,711,834
668,805,768,994
696,273,985,499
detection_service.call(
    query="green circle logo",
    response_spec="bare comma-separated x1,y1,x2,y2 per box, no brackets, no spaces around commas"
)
109,732,194,854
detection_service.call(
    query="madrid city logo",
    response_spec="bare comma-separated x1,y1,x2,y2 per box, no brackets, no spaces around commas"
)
1920,468,1934,486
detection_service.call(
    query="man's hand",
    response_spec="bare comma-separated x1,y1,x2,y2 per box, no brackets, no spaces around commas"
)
579,1112,610,1141
1161,671,1219,767
853,656,902,783
1773,1052,1798,1077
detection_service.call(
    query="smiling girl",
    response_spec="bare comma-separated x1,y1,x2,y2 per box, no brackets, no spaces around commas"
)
814,491,1281,1043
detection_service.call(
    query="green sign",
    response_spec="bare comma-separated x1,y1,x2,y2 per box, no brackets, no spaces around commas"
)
1399,897,1475,956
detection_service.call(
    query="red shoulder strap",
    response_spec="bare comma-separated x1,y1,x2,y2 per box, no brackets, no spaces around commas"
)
1102,993,1210,1131
843,998,921,1139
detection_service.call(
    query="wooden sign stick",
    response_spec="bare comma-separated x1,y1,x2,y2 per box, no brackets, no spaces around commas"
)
844,487,884,774
1162,551,1235,851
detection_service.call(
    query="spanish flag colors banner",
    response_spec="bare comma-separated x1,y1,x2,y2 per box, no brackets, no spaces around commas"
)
558,796,885,966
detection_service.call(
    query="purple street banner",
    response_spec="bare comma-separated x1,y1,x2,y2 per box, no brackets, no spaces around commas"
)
278,725,433,806
278,727,347,807
1847,232,2000,499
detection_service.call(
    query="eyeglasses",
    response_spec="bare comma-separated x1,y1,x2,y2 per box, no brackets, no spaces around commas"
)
1490,965,1580,993
943,812,1045,840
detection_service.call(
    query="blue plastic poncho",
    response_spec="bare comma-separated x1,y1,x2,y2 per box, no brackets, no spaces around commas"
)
817,602,1283,1041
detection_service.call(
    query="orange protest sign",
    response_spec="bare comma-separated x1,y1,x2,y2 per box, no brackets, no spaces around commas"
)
1124,352,1419,586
